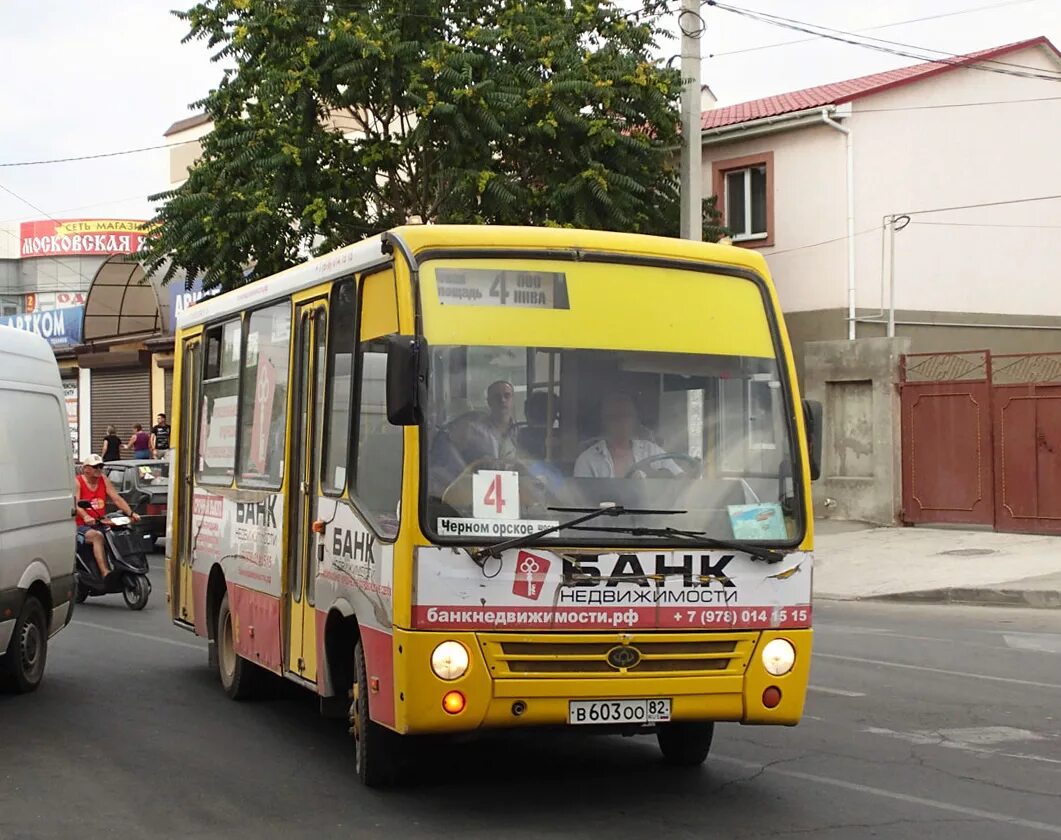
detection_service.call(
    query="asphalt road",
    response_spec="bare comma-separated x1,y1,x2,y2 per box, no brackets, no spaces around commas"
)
2,559,1060,839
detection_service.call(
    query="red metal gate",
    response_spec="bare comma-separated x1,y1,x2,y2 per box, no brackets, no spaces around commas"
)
901,351,994,526
901,351,1061,534
991,353,1061,534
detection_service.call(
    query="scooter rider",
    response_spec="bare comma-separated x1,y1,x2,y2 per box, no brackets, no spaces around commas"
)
77,454,139,577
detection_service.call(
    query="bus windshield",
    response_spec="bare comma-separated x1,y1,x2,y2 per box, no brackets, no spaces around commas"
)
418,258,805,547
424,345,802,545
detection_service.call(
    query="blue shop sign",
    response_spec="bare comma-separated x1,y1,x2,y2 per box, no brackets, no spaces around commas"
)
167,276,220,332
0,305,84,348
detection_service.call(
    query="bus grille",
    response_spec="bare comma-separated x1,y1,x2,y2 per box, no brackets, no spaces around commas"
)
479,632,758,678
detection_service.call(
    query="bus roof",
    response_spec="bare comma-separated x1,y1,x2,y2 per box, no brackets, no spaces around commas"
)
175,226,769,331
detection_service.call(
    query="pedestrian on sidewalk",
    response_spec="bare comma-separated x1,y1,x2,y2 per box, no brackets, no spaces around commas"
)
101,425,122,462
150,413,171,459
126,423,152,460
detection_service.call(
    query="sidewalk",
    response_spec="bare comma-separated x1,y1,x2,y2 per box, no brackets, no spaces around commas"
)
812,520,1061,608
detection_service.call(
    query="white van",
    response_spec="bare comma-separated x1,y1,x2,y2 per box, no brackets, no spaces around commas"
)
0,325,76,692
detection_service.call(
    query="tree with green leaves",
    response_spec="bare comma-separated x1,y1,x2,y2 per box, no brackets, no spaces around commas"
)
145,0,725,292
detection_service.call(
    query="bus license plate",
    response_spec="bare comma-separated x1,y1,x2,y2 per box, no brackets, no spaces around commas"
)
568,699,671,725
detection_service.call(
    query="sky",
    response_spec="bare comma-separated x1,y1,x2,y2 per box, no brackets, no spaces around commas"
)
0,0,1057,225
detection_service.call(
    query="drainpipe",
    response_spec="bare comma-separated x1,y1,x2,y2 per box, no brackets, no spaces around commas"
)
820,107,855,340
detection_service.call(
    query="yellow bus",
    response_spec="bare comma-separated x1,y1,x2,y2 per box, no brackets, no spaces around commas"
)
167,225,821,785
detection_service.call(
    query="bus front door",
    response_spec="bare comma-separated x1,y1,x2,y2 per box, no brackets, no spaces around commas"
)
286,303,327,683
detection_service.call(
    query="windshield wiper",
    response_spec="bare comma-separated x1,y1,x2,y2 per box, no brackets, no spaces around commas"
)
468,506,686,567
566,524,787,564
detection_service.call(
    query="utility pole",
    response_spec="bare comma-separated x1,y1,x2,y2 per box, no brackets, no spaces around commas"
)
679,0,703,241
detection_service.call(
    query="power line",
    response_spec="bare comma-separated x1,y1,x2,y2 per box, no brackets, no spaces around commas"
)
0,139,198,169
766,224,881,256
901,193,1061,215
0,193,153,225
8,94,1052,176
708,4,1061,82
911,220,1061,229
704,2,1061,83
0,180,118,300
709,0,1046,58
744,194,1061,255
855,95,1061,112
0,181,61,223
751,9,1061,77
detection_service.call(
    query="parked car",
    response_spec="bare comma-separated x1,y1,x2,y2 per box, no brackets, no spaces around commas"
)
101,460,168,548
0,326,77,693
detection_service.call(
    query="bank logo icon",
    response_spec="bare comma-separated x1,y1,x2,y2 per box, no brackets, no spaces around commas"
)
513,551,550,600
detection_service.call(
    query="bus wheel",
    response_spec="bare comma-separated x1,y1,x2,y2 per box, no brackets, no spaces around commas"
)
656,721,714,767
351,640,400,787
216,592,265,700
1,596,48,694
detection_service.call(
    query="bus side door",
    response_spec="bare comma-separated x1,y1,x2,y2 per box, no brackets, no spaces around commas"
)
286,303,327,683
174,338,201,627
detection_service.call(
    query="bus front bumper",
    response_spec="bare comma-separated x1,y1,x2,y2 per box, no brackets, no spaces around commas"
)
391,628,813,734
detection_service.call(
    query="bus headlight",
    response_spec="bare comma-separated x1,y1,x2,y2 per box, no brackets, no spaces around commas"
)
431,641,469,681
761,639,796,676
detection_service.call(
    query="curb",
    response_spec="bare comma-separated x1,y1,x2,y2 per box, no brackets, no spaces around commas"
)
867,587,1061,609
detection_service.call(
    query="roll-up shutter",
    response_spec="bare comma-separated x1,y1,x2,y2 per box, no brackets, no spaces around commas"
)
90,367,151,455
164,368,174,420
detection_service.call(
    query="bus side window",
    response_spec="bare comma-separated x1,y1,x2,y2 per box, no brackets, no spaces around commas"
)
322,278,357,495
237,302,292,489
351,269,402,539
198,319,242,484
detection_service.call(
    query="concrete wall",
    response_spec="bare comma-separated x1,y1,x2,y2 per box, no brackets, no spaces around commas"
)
785,306,1061,387
803,336,910,525
0,255,101,302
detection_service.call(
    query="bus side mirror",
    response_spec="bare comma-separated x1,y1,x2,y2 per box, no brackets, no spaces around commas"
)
803,399,823,482
386,334,428,426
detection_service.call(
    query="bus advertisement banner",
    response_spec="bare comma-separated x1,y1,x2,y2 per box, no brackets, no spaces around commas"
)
413,547,812,632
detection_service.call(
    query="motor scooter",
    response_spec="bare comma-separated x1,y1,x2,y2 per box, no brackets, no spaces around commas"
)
75,500,153,611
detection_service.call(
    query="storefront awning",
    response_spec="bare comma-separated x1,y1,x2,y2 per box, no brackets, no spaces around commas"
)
82,255,165,343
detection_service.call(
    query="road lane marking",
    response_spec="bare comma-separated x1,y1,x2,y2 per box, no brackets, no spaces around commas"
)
816,623,1029,653
815,652,1061,690
808,685,866,697
864,726,1050,751
1004,634,1061,654
75,620,204,651
1000,753,1061,767
714,755,1061,835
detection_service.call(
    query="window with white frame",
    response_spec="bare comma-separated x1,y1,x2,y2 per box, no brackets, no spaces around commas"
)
724,165,768,241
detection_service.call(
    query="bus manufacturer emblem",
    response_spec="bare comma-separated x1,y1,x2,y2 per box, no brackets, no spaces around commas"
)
606,645,641,670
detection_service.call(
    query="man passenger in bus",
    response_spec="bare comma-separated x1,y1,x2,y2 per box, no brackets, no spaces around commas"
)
480,379,519,460
428,380,520,495
574,392,680,478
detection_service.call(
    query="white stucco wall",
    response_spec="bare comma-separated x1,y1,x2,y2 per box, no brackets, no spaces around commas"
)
166,119,214,188
0,224,19,260
702,43,1061,321
850,45,1061,317
701,124,848,313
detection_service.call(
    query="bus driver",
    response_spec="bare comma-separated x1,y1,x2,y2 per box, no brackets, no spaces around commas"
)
574,392,680,479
